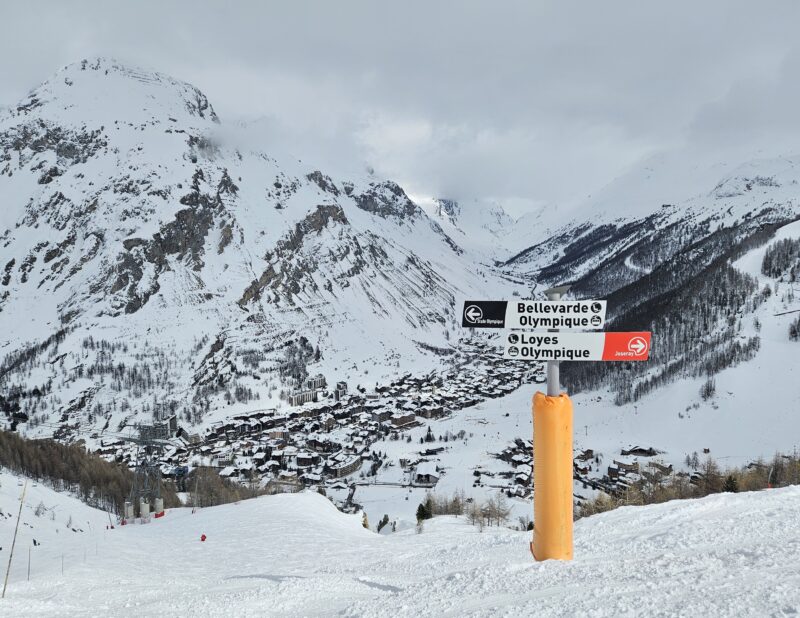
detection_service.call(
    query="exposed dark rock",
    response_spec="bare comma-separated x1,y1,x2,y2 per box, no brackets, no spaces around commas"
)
218,224,233,254
239,204,348,306
217,169,238,196
111,182,220,313
353,181,420,219
435,198,460,220
188,134,221,159
1,121,106,167
16,96,43,113
38,166,63,184
306,171,339,196
2,259,15,286
122,238,146,251
427,220,463,255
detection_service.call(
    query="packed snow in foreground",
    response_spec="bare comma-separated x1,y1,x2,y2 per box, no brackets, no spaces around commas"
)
2,470,799,617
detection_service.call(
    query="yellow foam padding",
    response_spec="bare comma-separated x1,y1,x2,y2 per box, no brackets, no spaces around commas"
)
531,391,573,561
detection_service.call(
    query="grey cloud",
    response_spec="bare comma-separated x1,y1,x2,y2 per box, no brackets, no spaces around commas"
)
3,1,800,215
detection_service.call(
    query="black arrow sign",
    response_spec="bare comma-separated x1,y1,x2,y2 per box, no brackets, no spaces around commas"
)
461,300,508,328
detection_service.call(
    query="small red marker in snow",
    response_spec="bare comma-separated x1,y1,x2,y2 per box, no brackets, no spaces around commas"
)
200,534,207,542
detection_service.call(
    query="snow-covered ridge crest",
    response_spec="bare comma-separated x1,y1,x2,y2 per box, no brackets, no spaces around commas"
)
5,56,219,127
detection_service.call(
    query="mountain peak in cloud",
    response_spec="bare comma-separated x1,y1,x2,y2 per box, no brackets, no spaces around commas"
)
6,56,219,127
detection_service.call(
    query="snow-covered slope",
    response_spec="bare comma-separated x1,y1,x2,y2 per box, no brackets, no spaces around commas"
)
2,469,799,616
0,469,112,576
419,197,518,262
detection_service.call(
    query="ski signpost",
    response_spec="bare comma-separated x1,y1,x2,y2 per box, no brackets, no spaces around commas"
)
460,288,652,562
462,299,607,330
503,331,651,361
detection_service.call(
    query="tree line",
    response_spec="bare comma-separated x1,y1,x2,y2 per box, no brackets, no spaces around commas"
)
415,490,513,532
762,237,800,280
185,465,265,508
559,216,797,404
576,451,800,519
564,260,763,405
0,429,179,515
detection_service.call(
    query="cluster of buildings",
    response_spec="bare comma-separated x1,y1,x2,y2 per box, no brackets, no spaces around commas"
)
494,439,674,500
96,339,541,493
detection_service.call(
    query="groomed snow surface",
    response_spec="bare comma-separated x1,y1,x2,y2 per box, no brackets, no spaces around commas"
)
2,471,799,617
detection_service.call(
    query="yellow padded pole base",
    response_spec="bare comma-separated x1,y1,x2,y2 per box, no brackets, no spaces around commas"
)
531,391,573,561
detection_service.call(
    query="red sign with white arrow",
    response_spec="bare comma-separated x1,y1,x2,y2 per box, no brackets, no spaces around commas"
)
503,331,652,361
601,332,651,360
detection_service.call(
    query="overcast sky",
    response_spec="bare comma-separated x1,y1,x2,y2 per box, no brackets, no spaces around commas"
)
3,1,800,215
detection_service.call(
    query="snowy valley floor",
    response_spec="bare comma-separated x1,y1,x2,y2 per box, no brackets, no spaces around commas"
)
2,474,800,617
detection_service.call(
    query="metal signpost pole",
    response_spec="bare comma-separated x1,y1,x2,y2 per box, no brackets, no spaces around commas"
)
544,286,570,396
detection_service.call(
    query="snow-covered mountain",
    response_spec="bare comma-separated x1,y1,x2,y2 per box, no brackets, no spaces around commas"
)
509,149,800,283
422,197,517,261
0,58,523,437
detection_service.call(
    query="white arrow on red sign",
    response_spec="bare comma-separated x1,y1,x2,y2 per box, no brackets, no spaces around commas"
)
628,336,648,356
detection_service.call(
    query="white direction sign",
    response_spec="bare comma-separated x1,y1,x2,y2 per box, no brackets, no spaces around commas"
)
462,300,607,330
503,331,652,362
508,300,606,330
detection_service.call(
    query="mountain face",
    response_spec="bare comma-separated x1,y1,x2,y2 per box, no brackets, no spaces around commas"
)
504,155,800,405
424,197,517,262
1,58,799,454
0,58,520,438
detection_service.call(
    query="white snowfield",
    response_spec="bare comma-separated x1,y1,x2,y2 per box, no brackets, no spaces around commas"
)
2,472,800,617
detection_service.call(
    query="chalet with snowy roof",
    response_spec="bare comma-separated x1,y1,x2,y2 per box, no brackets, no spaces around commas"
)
219,466,237,478
296,452,321,468
621,446,659,457
333,407,353,421
281,446,298,465
613,459,640,474
647,461,673,475
258,460,280,475
306,436,341,453
414,462,440,485
301,472,322,484
253,452,270,466
371,408,392,423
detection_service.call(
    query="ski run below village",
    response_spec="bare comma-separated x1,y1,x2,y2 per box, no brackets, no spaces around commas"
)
1,469,800,617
